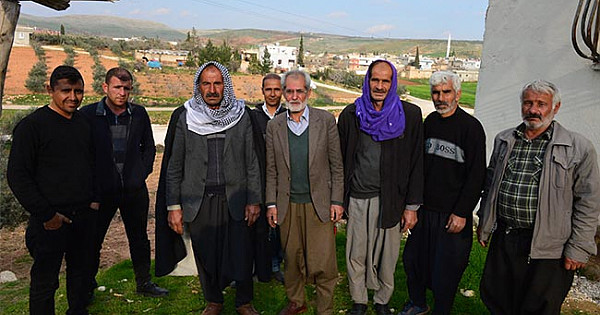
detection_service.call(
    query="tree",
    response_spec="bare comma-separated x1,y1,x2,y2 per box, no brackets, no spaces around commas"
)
92,57,107,95
412,46,421,69
297,35,305,67
60,24,65,35
63,45,76,66
260,46,272,73
25,60,48,93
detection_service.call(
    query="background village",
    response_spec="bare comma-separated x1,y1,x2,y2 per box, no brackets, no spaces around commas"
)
1,0,599,314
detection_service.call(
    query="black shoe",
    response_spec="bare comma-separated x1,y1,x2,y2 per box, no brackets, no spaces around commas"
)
136,281,169,297
348,303,367,315
374,303,393,315
273,270,285,284
85,289,95,306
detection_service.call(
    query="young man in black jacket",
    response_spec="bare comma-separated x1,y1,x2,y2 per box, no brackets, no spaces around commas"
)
80,68,167,298
8,65,97,315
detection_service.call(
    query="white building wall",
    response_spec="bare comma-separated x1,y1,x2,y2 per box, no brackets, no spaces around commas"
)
475,1,600,167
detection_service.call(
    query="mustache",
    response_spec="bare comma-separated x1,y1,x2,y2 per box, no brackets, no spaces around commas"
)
524,114,542,120
205,92,220,98
434,101,448,106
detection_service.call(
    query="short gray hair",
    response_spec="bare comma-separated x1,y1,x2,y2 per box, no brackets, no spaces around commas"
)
429,71,461,92
281,70,311,91
520,80,561,106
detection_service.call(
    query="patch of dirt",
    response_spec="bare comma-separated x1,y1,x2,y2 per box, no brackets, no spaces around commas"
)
5,46,360,103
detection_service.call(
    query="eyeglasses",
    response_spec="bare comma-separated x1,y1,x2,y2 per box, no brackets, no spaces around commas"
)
284,89,307,96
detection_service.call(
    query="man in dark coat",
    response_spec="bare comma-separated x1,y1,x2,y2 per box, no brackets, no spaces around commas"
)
80,67,167,299
165,61,262,315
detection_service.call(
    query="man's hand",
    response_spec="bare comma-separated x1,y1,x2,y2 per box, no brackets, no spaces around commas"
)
476,225,487,247
401,209,418,233
267,207,278,228
43,213,71,230
564,256,586,271
445,213,466,233
245,204,260,226
168,209,183,235
90,202,100,211
330,204,344,223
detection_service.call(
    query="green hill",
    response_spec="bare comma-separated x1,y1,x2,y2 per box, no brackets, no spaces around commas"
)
199,29,482,58
18,14,185,40
16,14,481,57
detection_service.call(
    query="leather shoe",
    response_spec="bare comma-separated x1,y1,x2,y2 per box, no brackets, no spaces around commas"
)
236,303,259,315
136,281,169,297
202,302,223,315
278,301,307,315
349,303,367,315
374,303,393,315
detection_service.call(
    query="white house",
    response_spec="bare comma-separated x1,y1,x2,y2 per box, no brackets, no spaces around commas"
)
13,25,34,46
259,43,297,72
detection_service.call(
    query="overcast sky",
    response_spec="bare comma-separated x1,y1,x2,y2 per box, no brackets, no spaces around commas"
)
20,0,488,40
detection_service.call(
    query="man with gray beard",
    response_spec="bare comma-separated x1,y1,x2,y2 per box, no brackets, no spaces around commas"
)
265,70,344,315
478,80,600,314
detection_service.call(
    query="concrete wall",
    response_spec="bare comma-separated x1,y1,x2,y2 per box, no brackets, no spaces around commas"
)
475,1,600,164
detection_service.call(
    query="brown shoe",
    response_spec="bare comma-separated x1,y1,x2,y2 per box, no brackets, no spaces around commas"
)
236,303,259,315
278,302,307,315
201,302,223,315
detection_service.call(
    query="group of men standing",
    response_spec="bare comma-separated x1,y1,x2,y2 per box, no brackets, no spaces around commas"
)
6,59,599,315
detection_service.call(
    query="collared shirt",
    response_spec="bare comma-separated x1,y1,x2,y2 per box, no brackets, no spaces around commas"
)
262,103,282,120
286,106,310,136
497,122,554,229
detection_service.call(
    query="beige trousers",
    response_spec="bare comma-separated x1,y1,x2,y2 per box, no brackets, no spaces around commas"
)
346,196,401,305
280,202,338,315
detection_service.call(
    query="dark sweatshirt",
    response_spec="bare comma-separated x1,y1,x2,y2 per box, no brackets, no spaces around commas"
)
7,106,94,223
423,106,486,217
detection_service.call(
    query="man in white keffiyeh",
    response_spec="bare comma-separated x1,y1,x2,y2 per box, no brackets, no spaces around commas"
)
165,61,262,315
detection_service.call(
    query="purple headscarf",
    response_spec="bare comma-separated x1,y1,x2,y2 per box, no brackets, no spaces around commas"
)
355,59,405,141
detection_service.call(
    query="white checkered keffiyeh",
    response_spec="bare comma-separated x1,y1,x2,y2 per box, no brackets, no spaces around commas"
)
185,61,245,135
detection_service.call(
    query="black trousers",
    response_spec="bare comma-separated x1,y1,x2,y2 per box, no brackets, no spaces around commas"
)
189,193,254,307
90,187,151,288
26,206,96,315
480,223,575,315
403,210,472,315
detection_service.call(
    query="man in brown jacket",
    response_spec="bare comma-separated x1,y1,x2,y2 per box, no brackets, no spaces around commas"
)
266,69,344,315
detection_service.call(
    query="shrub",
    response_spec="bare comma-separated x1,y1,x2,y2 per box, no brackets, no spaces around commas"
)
25,60,48,93
0,109,36,228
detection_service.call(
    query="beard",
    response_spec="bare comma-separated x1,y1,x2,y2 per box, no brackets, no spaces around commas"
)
286,99,308,113
434,101,456,116
523,113,554,130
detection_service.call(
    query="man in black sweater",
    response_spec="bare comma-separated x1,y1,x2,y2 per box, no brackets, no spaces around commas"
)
80,68,167,298
401,71,486,315
7,65,97,315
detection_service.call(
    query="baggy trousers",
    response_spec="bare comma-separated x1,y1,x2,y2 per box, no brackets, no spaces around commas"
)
280,202,338,315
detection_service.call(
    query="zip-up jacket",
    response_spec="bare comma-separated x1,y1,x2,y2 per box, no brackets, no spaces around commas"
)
80,98,156,201
479,121,600,262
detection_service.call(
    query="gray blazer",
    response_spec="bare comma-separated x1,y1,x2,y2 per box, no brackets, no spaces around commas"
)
265,107,344,223
166,109,262,222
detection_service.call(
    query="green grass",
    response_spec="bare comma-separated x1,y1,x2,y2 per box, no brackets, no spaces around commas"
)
0,229,492,314
405,82,478,108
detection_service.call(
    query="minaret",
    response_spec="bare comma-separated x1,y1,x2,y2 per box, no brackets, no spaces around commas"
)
446,33,452,59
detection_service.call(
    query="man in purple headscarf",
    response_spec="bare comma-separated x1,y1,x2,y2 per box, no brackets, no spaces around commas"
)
337,60,424,315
